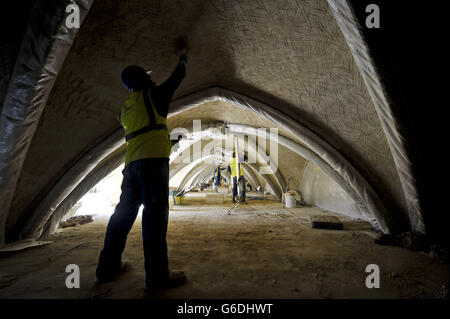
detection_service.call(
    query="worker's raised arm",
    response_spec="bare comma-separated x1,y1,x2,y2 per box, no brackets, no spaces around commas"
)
158,55,186,101
151,55,186,118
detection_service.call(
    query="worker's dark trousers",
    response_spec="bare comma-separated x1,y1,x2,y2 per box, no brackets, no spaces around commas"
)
232,176,246,201
214,176,220,186
97,158,169,284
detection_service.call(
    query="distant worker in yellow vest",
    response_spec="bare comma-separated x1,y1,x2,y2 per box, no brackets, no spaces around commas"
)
96,52,187,293
227,152,248,204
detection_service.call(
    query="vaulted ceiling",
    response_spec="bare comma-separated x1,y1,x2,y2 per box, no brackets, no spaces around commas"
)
0,0,423,244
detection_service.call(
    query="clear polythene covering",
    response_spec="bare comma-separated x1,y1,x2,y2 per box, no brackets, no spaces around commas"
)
0,0,93,244
1,1,421,244
327,0,424,233
171,87,394,232
28,87,396,239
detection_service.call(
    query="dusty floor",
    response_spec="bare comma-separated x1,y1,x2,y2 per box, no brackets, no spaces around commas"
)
0,194,448,299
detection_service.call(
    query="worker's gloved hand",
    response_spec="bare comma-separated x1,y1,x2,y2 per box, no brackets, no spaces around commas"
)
178,53,188,65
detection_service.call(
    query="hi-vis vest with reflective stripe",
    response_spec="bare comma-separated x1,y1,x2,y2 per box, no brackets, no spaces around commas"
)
120,88,171,165
229,158,244,178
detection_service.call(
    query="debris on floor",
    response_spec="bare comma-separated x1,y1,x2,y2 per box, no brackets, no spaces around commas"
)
309,215,343,230
375,232,429,251
59,215,94,228
375,232,449,262
0,203,447,299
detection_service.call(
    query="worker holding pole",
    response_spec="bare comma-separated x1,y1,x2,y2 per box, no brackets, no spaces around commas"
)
96,39,188,293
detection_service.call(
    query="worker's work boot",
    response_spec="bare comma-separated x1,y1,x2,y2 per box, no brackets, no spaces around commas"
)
96,261,130,283
232,197,237,203
144,270,186,293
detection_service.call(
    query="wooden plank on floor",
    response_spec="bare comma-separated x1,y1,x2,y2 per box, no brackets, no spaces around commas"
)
309,215,343,230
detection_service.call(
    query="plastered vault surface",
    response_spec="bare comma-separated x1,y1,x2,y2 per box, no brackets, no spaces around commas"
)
8,0,406,233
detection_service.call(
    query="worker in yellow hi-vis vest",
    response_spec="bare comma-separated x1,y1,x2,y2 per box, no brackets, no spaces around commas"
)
96,47,187,293
228,152,248,204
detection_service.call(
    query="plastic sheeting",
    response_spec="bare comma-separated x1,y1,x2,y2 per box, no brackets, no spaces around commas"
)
0,0,421,244
169,128,225,164
180,162,258,192
20,86,395,239
0,0,93,244
235,132,287,193
227,124,373,223
191,164,218,186
23,130,124,239
241,165,260,193
300,161,363,221
180,162,217,190
171,87,394,232
186,163,258,196
327,0,424,233
170,154,216,182
42,149,126,237
245,163,281,200
180,163,216,188
170,130,286,196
